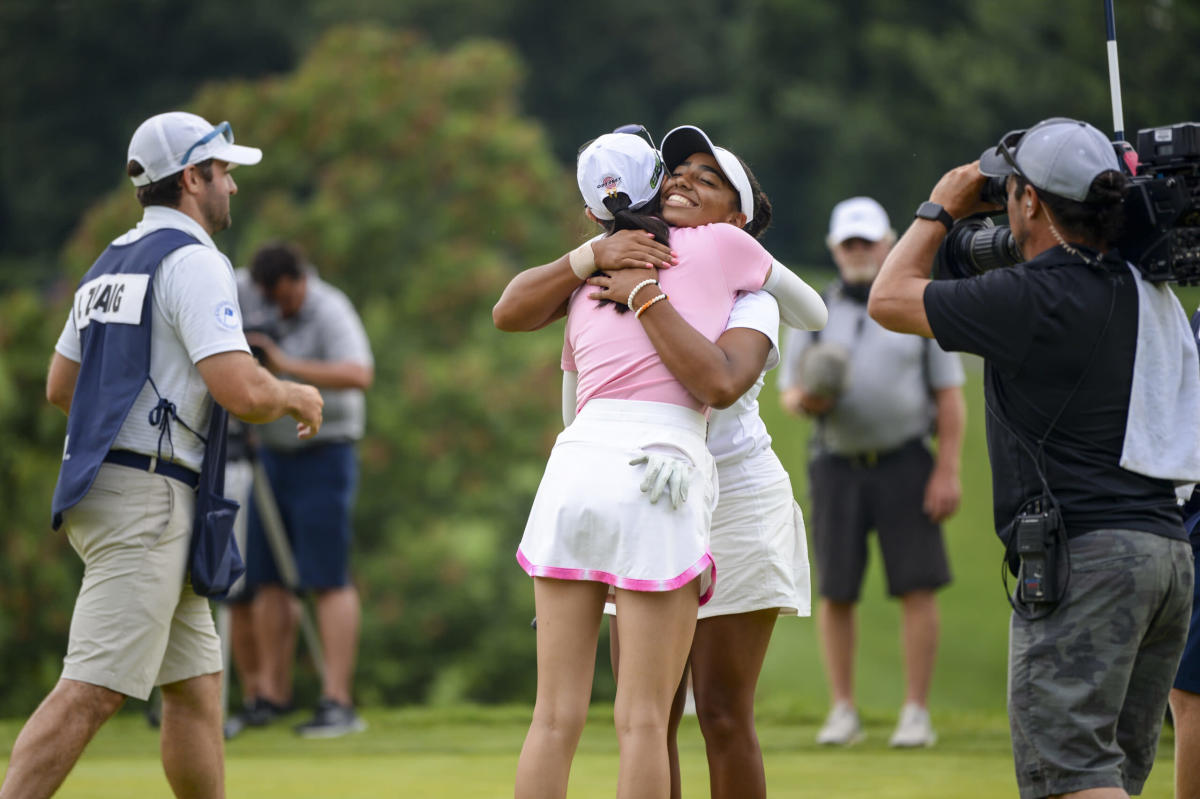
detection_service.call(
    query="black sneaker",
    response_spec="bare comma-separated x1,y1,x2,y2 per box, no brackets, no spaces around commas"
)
223,697,293,740
293,698,367,739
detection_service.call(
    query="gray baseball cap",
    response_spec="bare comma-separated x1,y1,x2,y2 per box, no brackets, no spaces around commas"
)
979,117,1120,202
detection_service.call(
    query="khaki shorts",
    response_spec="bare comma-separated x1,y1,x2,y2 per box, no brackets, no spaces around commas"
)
60,463,223,699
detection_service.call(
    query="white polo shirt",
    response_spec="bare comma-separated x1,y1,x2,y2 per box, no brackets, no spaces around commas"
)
55,206,250,471
708,290,785,494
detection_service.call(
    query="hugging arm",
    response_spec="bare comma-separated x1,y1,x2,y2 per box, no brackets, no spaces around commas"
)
492,230,674,332
762,261,828,331
491,253,579,331
588,270,770,409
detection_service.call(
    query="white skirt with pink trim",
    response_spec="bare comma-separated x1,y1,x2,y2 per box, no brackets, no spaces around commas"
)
517,399,718,604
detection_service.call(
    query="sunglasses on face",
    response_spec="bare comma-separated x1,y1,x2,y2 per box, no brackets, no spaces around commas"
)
181,121,233,167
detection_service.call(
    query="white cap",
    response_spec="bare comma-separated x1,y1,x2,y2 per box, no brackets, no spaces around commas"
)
127,112,262,187
576,133,665,220
660,125,754,224
827,196,891,245
978,117,1120,202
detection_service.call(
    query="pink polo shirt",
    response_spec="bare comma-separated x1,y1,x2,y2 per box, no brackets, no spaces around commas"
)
562,223,773,414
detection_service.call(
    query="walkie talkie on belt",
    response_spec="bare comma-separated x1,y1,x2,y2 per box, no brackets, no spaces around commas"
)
1015,499,1062,605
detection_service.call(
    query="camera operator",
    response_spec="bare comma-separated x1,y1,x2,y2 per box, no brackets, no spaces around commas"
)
231,242,374,737
869,117,1200,799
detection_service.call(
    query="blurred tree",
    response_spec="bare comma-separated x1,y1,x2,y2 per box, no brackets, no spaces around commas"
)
4,0,1199,279
0,289,83,716
672,0,1200,264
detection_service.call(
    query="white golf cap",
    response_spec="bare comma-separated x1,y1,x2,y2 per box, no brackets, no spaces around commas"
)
576,132,665,220
978,117,1120,202
827,196,891,245
127,111,262,187
660,125,754,224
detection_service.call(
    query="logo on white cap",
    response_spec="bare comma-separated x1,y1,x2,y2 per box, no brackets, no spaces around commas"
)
576,133,664,221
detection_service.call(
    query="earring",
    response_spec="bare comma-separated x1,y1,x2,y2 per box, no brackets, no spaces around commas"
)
1026,201,1032,209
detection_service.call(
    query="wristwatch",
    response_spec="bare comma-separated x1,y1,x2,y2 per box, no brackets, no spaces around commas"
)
914,201,954,232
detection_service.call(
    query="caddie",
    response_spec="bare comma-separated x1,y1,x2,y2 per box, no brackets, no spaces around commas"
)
0,111,323,799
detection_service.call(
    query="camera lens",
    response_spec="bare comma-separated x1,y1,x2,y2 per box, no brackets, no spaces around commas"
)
980,176,1008,207
965,224,1023,272
933,215,1023,279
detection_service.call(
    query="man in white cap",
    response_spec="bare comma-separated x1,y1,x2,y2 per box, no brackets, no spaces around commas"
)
0,112,323,799
870,117,1199,799
779,196,965,749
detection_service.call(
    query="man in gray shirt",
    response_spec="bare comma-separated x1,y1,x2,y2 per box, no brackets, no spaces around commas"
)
779,197,966,749
231,242,374,738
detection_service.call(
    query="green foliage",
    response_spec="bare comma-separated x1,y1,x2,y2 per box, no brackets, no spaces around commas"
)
0,290,84,716
3,25,583,711
8,0,1200,274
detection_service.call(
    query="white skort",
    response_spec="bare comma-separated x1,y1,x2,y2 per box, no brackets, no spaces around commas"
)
518,399,718,603
699,475,811,619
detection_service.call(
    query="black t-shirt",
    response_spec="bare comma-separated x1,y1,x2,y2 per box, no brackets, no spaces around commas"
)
924,247,1184,543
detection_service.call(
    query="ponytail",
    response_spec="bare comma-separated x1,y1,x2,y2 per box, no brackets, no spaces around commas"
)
593,192,670,314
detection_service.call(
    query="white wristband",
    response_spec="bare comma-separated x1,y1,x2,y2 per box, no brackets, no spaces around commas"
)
568,241,596,280
627,278,659,312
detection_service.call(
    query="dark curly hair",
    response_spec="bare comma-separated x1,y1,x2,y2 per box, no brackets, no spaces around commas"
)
250,241,305,291
736,155,772,240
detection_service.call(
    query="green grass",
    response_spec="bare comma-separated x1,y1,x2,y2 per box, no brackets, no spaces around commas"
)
0,705,1177,798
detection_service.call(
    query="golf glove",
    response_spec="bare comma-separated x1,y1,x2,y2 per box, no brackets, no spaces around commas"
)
629,451,691,509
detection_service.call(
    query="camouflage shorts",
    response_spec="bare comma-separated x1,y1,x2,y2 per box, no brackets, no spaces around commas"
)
1008,529,1193,799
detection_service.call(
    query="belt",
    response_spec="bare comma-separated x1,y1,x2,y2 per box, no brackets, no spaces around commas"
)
832,437,923,469
103,450,200,489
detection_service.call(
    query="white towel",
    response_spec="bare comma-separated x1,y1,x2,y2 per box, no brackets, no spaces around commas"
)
1119,264,1200,493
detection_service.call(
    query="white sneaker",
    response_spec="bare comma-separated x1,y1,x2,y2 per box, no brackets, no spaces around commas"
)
889,703,937,748
816,702,865,745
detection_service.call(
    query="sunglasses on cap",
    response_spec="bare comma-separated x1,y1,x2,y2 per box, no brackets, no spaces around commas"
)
612,124,665,192
992,128,1028,180
611,123,658,151
576,123,658,155
181,121,233,167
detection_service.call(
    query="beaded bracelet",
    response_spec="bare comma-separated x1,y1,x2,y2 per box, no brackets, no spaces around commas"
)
627,278,659,311
635,293,669,319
